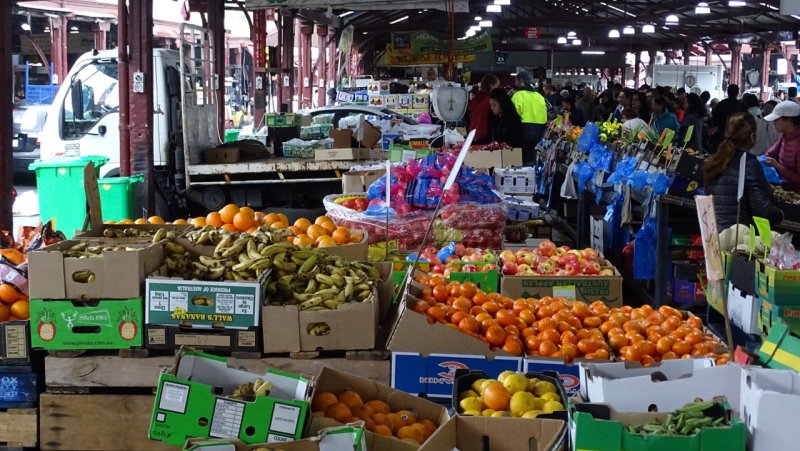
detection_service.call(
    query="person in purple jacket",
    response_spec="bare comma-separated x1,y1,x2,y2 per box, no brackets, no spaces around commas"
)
764,101,800,191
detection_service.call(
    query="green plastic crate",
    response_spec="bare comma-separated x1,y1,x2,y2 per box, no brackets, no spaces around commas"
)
97,174,144,222
224,129,240,143
29,156,109,238
265,113,296,127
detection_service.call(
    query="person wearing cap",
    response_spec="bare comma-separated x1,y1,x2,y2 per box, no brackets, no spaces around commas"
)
764,100,800,191
512,71,548,165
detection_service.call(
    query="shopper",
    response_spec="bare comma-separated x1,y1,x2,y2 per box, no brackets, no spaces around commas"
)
613,89,633,122
595,90,617,122
470,75,500,144
710,84,746,151
704,112,784,230
742,94,762,119
631,91,651,125
650,96,680,136
764,100,800,191
680,93,707,151
488,88,524,148
544,84,563,113
561,96,586,127
511,71,548,165
752,100,780,156
622,108,647,135
700,91,712,116
789,86,798,103
576,87,596,124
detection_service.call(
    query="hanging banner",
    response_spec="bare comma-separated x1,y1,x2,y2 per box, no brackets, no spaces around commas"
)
338,25,355,56
384,44,476,66
246,0,469,12
524,27,541,39
390,31,493,57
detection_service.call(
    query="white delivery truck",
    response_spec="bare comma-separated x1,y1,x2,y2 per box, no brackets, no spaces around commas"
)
646,64,725,100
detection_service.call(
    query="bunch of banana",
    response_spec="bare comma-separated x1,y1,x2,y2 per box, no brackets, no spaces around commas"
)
102,227,176,239
230,378,273,400
307,322,331,336
773,185,800,204
63,241,141,258
164,240,295,282
183,225,294,247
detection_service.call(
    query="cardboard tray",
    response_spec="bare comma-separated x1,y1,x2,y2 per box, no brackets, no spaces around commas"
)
418,416,565,451
145,325,260,353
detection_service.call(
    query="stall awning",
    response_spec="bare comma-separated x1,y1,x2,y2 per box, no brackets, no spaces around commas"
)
245,0,469,13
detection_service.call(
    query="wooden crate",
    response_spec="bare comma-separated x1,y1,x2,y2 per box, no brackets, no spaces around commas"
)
40,394,174,451
0,408,37,448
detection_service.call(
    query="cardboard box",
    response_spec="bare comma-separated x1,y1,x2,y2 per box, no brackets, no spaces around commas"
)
366,81,381,95
756,259,800,306
367,95,384,108
500,261,623,306
463,148,523,170
523,357,585,397
578,359,741,415
342,170,384,194
494,167,536,194
388,147,434,163
183,424,366,451
308,366,449,448
328,129,355,149
28,239,164,300
572,402,746,451
145,325,260,353
418,416,565,451
726,253,757,295
759,298,800,336
149,351,310,446
30,298,144,350
590,215,607,254
727,282,760,335
146,267,268,329
0,321,30,364
317,231,369,262
504,196,540,222
314,148,372,161
758,319,800,371
381,133,403,150
383,94,399,109
739,367,800,451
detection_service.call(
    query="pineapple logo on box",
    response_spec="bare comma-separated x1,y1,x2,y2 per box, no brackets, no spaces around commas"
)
418,361,468,385
61,310,112,328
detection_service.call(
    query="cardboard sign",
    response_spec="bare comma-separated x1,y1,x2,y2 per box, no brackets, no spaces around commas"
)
696,196,724,281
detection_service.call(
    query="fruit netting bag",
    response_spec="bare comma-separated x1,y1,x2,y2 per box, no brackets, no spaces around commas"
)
633,218,657,280
758,155,784,185
574,162,595,192
438,202,507,249
588,143,614,172
577,122,601,152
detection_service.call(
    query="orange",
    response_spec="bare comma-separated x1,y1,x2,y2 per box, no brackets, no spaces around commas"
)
0,284,20,304
0,249,25,266
148,216,165,225
10,300,29,320
293,234,314,247
277,213,289,224
397,425,423,443
419,419,437,439
118,218,134,224
483,383,510,411
293,218,312,233
351,405,374,420
190,217,207,227
396,409,415,426
385,413,404,434
325,402,352,423
206,212,224,227
349,231,364,243
134,218,147,224
221,223,238,233
263,213,281,226
373,424,393,437
312,392,339,413
239,206,255,218
307,224,327,240
233,210,256,231
219,204,240,224
0,304,9,322
173,219,188,225
332,228,351,245
337,390,364,410
315,215,333,226
271,221,288,229
316,235,337,248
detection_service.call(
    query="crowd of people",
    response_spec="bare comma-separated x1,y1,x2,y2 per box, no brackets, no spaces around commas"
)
465,70,800,231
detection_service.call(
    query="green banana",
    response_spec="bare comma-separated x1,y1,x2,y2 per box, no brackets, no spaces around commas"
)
344,280,354,299
222,239,246,259
272,254,298,272
247,240,263,260
324,299,342,309
298,255,318,274
304,278,318,294
166,242,187,255
199,256,223,267
299,297,324,310
152,228,167,243
261,242,294,257
293,291,315,302
208,266,226,280
213,235,232,257
232,260,254,272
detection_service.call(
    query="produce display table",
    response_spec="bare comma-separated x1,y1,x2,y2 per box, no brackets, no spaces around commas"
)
185,157,382,185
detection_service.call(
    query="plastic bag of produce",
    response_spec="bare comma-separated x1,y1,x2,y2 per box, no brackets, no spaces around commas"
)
626,170,650,191
633,218,657,279
758,155,784,184
607,156,638,185
574,162,595,192
577,122,600,152
648,171,671,195
438,203,506,249
588,143,613,172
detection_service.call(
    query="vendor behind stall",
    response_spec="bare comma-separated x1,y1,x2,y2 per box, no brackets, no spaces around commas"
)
764,101,800,191
488,88,524,148
704,112,784,230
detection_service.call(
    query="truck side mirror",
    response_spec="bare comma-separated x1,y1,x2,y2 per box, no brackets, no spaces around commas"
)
98,125,107,136
71,79,84,120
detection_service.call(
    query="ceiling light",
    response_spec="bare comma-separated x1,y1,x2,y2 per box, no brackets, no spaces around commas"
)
557,36,568,44
479,20,493,27
486,5,501,13
572,39,582,46
338,11,354,17
568,31,577,38
759,2,778,10
469,25,481,31
666,14,679,23
389,16,409,24
695,2,711,14
728,1,746,6
466,29,476,37
642,24,655,33
609,29,620,38
600,1,637,17
495,0,511,5
475,16,482,21
20,23,30,31
582,50,606,55
623,25,635,35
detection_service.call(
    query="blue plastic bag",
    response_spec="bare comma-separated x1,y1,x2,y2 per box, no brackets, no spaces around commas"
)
588,143,613,172
574,162,595,192
633,218,657,280
648,172,670,195
627,170,650,191
758,155,784,184
577,123,600,152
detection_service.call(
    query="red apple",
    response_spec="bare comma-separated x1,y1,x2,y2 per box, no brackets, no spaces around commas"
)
554,246,568,257
431,264,445,274
585,261,601,275
516,251,535,266
517,264,535,276
564,262,580,276
454,243,467,257
462,264,479,273
499,250,516,265
537,260,555,275
599,268,614,276
482,263,498,272
581,248,600,260
538,240,557,257
502,262,518,275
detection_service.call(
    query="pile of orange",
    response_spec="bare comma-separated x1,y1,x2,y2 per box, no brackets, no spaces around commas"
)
0,283,30,321
312,390,438,445
286,215,362,248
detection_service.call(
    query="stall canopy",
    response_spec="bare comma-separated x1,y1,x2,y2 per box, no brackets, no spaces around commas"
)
245,0,469,13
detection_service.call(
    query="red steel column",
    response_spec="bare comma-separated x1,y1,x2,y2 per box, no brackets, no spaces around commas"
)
0,1,12,230
316,24,328,107
50,17,69,84
299,20,313,110
281,10,295,111
705,44,713,66
93,22,110,51
731,44,742,87
118,0,130,176
252,9,266,122
761,45,772,102
207,0,225,134
128,0,154,214
327,27,337,90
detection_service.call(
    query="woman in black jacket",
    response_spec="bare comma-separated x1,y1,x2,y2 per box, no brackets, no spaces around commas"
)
488,88,524,147
704,112,784,230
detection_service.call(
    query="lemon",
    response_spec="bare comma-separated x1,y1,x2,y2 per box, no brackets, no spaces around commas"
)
533,381,557,397
471,378,487,393
522,410,544,419
531,397,547,410
459,389,479,400
481,409,496,417
503,374,529,396
479,379,500,395
491,411,512,417
540,392,561,402
497,370,518,384
526,377,540,392
463,410,482,416
509,391,537,417
459,397,483,413
543,400,564,413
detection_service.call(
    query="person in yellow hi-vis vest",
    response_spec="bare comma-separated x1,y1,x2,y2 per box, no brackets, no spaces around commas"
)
511,70,548,165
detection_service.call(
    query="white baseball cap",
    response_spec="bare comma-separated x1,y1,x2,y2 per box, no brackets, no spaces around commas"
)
764,100,800,121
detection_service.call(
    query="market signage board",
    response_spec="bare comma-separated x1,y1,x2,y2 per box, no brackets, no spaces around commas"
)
524,27,541,39
390,31,493,57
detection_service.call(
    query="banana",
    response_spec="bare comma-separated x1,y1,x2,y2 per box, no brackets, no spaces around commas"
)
199,256,223,267
292,291,314,303
304,278,317,294
213,235,232,257
273,254,298,272
316,288,340,300
247,240,263,260
255,380,272,396
238,252,253,264
253,378,264,393
261,242,294,257
207,266,226,280
299,297,324,310
69,242,88,252
355,283,371,293
324,299,342,310
71,270,96,283
298,255,318,274
166,242,187,255
152,228,167,243
221,239,246,259
344,280,354,300
357,290,372,302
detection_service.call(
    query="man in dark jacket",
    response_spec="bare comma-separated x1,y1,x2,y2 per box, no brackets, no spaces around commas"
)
710,84,746,151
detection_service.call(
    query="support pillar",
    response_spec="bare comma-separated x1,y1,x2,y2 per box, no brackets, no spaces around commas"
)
316,24,328,107
207,0,225,134
93,22,110,50
50,16,68,84
252,9,266,121
281,9,295,112
327,27,337,90
704,44,713,66
731,44,742,87
634,51,641,88
761,44,772,102
118,0,130,176
128,0,154,214
299,20,313,110
683,43,691,65
0,1,12,230
648,50,657,66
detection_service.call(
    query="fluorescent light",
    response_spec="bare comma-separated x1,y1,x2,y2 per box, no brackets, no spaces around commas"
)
557,36,568,44
486,5,501,13
623,25,635,35
609,29,620,38
469,25,481,32
582,50,606,55
642,24,655,33
495,0,511,5
389,15,409,24
475,16,482,21
568,31,577,38
793,15,800,20
728,0,746,6
338,11,354,17
466,29,476,37
759,2,778,10
572,39,582,46
20,23,30,31
479,20,493,27
695,2,710,14
600,1,637,17
666,14,679,23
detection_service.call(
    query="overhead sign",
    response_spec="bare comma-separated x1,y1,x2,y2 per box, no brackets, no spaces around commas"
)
495,51,509,65
524,27,541,39
384,44,476,66
246,0,469,12
390,31,493,57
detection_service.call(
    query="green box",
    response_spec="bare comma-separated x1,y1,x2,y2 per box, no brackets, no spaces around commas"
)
30,298,143,349
389,147,434,163
265,113,296,127
145,267,268,329
756,260,800,306
224,129,240,143
760,299,800,336
149,351,310,446
758,319,800,371
448,270,499,294
572,403,746,451
97,174,144,222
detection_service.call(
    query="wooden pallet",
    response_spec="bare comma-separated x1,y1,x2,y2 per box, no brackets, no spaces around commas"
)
0,408,37,448
40,394,174,451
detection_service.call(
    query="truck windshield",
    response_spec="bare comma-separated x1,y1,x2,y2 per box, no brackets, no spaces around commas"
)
61,61,119,140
